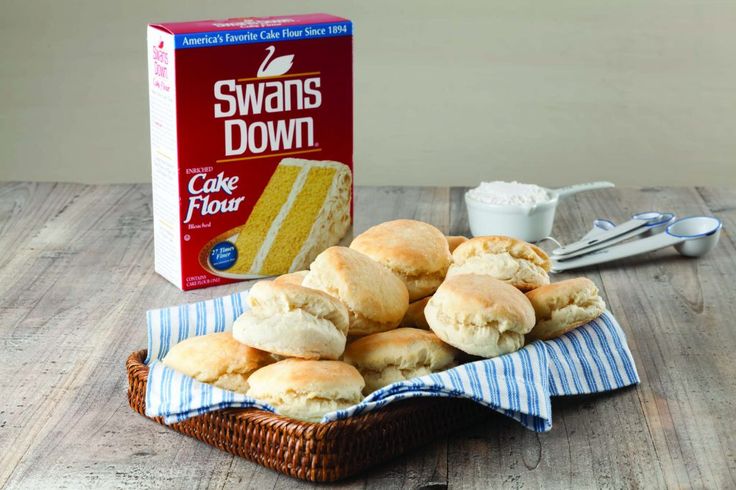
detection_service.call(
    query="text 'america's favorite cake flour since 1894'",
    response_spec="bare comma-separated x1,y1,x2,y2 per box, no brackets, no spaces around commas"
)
147,14,353,290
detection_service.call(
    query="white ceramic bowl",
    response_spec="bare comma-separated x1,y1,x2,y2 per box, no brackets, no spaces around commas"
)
465,194,558,242
465,181,615,242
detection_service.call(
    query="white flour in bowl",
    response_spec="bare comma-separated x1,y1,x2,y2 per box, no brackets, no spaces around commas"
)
466,181,551,206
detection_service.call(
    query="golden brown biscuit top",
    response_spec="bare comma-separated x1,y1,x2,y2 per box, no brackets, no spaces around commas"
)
162,332,274,381
445,235,468,253
402,296,432,329
303,246,409,324
430,274,536,332
452,235,550,271
247,358,364,398
344,327,457,371
272,270,308,286
525,277,600,318
350,219,452,276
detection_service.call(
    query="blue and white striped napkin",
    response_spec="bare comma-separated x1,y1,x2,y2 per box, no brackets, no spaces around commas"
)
144,289,639,432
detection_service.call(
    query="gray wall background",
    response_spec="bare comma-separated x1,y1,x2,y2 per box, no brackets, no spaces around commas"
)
1,0,734,187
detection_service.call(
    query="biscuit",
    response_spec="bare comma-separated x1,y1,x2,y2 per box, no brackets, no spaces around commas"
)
425,274,536,358
344,328,458,394
233,280,349,360
401,296,432,329
162,332,275,394
247,358,364,422
350,219,452,301
273,270,308,286
525,277,606,340
446,235,468,253
303,246,410,336
448,235,550,291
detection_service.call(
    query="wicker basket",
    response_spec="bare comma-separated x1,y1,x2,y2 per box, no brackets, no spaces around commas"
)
127,350,490,482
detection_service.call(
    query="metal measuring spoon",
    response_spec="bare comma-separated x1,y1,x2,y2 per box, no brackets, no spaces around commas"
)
552,211,669,256
556,213,676,261
550,216,722,272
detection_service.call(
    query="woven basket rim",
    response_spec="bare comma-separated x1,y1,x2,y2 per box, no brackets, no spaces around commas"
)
126,348,492,481
127,349,450,436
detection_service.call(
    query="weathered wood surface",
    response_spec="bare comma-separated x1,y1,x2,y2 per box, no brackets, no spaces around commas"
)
0,183,734,489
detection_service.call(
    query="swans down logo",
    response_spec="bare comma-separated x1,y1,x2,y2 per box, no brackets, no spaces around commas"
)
213,45,321,158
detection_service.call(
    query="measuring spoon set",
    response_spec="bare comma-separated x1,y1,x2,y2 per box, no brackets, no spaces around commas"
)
549,212,722,272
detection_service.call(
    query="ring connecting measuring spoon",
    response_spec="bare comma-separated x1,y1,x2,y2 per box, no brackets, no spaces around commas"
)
551,216,722,272
552,211,667,257
556,213,676,260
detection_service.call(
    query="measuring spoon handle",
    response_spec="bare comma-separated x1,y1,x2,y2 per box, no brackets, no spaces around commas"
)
554,181,615,199
551,233,681,272
553,218,646,256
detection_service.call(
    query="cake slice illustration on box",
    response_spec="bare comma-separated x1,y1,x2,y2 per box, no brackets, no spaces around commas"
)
202,158,352,278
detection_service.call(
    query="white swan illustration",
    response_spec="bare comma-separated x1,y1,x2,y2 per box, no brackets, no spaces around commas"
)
257,46,294,78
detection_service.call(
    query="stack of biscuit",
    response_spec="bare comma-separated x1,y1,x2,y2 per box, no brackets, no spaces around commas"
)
163,219,607,422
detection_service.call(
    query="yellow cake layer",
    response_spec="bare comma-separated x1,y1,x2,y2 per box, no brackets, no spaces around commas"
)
230,164,301,274
259,166,337,275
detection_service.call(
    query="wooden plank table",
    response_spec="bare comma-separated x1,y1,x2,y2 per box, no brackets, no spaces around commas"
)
1,183,735,489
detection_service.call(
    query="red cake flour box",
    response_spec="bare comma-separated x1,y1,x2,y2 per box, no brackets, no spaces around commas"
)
147,14,353,290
